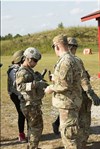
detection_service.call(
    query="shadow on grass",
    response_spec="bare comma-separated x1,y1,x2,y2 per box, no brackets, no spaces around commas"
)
87,141,100,149
54,142,100,149
1,137,27,146
90,126,100,134
1,133,60,147
54,146,64,149
1,137,18,142
0,140,27,147
1,133,100,148
40,133,61,141
54,147,64,149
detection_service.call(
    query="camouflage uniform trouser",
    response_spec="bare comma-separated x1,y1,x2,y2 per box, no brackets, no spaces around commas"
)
21,103,43,149
78,91,92,148
59,108,79,149
51,106,59,123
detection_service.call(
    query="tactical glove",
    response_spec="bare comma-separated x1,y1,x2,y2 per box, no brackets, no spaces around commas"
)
35,80,49,99
34,71,43,81
34,69,47,81
86,89,100,106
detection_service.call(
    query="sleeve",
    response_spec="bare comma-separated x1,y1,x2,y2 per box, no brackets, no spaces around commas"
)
9,69,16,82
79,59,92,91
49,60,73,92
16,69,34,92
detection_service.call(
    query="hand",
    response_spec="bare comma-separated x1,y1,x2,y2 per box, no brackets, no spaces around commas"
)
50,74,55,82
86,89,100,106
92,94,100,106
44,86,53,94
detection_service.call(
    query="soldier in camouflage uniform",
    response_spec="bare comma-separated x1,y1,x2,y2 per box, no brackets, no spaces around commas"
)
68,37,100,148
51,37,100,148
16,47,48,149
45,34,83,149
7,50,26,142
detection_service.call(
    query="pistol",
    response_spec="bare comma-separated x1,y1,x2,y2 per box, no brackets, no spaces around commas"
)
41,69,47,78
48,70,52,81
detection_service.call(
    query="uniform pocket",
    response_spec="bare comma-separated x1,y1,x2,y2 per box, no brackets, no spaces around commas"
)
65,125,78,139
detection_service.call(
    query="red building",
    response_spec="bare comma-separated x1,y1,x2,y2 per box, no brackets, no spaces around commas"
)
81,10,100,78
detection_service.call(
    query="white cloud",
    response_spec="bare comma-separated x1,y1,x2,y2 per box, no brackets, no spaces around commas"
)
32,14,43,18
40,23,49,28
92,8,99,12
32,12,54,19
46,12,54,17
1,0,97,36
19,28,26,35
70,8,83,15
2,15,13,20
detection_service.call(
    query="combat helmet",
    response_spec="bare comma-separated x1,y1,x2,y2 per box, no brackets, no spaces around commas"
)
67,37,78,47
12,50,24,64
24,47,41,60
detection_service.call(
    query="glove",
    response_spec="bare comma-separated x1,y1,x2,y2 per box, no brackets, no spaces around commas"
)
36,80,49,90
86,89,100,106
34,71,43,81
35,80,49,99
34,70,47,81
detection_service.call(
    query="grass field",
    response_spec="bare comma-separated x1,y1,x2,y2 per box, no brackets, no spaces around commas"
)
1,52,100,102
1,53,100,149
1,52,100,88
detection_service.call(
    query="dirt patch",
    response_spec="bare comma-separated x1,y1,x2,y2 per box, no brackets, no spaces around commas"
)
1,76,100,149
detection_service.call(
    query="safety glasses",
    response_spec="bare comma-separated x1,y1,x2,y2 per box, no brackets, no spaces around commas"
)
31,58,38,63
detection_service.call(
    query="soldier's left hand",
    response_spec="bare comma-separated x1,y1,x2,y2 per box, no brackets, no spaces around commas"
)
87,89,100,106
92,94,100,106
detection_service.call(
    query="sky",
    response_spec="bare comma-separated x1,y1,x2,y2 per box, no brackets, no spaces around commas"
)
1,0,100,36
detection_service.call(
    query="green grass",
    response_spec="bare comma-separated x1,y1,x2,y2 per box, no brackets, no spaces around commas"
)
1,52,100,91
1,53,100,149
77,52,100,75
1,52,99,101
1,54,57,91
1,26,98,55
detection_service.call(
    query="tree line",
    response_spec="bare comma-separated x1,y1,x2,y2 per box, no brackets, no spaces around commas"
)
0,22,64,41
0,33,22,40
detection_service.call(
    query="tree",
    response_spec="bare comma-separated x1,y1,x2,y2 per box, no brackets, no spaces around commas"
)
14,34,22,38
4,33,13,40
58,22,64,29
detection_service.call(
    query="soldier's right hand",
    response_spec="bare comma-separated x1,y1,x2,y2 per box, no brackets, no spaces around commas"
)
44,85,53,94
50,74,55,82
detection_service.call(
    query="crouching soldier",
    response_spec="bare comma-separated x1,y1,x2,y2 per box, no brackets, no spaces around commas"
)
16,47,48,149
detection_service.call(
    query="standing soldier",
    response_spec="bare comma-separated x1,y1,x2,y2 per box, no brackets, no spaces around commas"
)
7,50,26,142
16,47,48,149
45,34,83,149
67,37,100,148
52,37,100,148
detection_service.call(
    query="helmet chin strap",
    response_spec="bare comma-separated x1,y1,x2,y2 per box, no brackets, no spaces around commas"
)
68,45,74,51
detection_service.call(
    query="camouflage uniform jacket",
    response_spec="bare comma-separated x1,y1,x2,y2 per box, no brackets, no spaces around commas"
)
49,51,82,110
74,56,92,92
16,65,46,106
7,64,20,96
